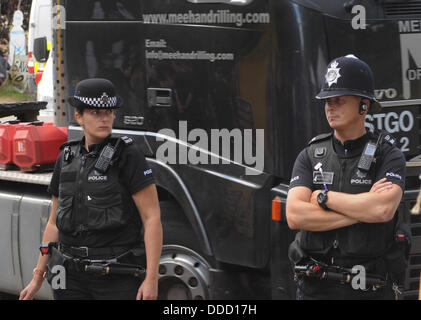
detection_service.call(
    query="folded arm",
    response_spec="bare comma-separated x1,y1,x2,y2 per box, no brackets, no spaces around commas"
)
321,178,403,223
286,186,358,231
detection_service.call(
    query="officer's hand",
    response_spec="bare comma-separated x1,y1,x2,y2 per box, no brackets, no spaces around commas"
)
370,178,393,194
136,278,158,300
19,278,43,300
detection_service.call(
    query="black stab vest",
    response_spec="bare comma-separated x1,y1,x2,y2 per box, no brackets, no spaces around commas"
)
298,132,397,259
55,138,142,245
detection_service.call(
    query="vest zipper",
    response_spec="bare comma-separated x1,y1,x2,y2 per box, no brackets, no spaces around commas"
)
339,161,346,192
76,154,87,233
333,160,347,257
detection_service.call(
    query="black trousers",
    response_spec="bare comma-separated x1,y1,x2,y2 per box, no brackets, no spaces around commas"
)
52,268,143,300
296,278,396,300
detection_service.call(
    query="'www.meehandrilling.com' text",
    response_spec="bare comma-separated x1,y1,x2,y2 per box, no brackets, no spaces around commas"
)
143,10,270,27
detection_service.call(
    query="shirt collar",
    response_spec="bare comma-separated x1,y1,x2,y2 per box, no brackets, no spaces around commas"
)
332,131,371,157
79,134,112,154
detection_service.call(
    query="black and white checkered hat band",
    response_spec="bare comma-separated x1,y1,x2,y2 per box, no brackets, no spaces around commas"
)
74,95,117,108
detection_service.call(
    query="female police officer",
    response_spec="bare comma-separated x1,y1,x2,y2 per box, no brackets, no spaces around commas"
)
19,78,163,300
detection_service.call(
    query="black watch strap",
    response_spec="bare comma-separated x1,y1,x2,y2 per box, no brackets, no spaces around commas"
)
318,190,329,210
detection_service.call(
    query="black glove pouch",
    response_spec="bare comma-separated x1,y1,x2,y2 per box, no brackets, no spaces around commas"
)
46,246,68,285
118,246,146,267
385,222,412,285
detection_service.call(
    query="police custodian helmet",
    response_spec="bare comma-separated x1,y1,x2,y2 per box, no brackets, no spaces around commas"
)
68,78,123,109
316,54,381,113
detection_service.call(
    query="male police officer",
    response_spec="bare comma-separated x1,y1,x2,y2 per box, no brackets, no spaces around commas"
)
20,78,162,300
286,55,407,300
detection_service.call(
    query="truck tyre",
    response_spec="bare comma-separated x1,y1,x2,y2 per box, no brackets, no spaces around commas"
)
158,201,212,300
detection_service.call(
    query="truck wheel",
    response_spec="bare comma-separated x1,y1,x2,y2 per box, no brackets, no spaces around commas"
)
158,201,212,300
158,245,211,300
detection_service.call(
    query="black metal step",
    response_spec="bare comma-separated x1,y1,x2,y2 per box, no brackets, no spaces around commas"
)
0,101,47,122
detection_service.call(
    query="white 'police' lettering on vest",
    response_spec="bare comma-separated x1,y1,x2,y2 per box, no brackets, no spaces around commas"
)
350,178,372,185
88,170,108,182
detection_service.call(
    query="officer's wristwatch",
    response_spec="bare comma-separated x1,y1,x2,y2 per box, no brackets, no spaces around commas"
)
317,190,329,210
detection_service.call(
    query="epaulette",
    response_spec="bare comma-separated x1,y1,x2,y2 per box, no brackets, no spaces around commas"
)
59,139,80,150
381,133,397,146
107,136,133,148
120,136,133,145
308,132,333,145
107,136,133,166
373,129,397,146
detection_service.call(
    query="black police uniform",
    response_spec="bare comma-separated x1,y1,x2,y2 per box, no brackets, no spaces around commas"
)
45,78,156,300
47,134,155,299
289,130,406,299
288,55,408,300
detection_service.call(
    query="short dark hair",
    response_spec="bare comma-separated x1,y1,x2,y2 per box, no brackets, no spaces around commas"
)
75,107,85,115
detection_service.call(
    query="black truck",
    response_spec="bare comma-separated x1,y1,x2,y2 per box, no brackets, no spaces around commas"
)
0,0,420,299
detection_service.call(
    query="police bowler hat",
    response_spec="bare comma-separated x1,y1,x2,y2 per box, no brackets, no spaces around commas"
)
316,54,381,113
68,78,123,109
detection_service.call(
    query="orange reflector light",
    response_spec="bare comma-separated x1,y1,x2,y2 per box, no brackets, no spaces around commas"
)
419,270,421,300
272,197,282,221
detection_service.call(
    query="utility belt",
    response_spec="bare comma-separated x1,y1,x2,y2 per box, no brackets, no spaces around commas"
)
289,226,410,286
59,243,133,259
294,257,388,291
40,242,146,282
309,254,383,273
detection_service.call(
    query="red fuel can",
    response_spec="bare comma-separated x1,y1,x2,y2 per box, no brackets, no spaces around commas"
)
0,122,25,169
0,121,40,170
13,123,68,172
